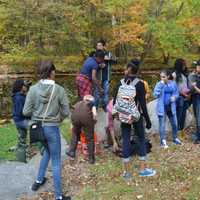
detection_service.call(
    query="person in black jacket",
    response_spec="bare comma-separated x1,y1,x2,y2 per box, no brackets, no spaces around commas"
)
12,79,30,162
113,59,156,179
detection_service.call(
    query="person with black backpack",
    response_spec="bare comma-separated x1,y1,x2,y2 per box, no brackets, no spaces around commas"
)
113,59,156,180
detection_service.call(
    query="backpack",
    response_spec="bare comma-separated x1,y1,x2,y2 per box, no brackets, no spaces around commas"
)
113,78,140,123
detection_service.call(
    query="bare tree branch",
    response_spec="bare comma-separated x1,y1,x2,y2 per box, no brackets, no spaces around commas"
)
176,2,184,17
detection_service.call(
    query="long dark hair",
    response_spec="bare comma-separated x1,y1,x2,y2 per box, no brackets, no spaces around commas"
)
174,58,188,82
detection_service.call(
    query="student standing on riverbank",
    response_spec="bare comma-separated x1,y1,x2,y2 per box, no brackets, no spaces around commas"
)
76,50,105,100
113,60,156,179
12,80,30,162
188,60,200,144
90,39,116,111
172,59,191,137
23,61,71,200
153,70,182,148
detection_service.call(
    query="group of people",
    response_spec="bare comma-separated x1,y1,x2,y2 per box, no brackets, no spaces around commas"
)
11,38,200,199
72,52,200,180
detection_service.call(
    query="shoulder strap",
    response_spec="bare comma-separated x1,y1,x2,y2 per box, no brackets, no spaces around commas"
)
131,78,140,86
120,78,125,85
42,84,55,121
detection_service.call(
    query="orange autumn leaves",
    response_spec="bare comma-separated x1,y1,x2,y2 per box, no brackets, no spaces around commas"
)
112,3,146,47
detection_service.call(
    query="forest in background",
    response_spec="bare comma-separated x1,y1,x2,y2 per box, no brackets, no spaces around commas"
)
0,0,199,72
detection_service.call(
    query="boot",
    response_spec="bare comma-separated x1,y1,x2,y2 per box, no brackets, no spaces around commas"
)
15,145,26,163
87,141,95,164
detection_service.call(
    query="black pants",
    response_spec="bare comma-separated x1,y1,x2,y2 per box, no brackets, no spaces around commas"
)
69,120,95,159
121,117,146,161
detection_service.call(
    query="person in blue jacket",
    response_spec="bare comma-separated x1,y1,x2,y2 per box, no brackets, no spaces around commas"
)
12,79,30,162
153,70,182,148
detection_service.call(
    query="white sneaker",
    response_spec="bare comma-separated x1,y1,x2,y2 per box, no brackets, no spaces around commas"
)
161,139,169,149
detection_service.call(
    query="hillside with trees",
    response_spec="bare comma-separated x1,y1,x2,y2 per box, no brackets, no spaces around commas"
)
0,0,199,71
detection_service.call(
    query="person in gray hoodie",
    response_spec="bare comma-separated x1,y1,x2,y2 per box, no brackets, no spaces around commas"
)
23,61,71,200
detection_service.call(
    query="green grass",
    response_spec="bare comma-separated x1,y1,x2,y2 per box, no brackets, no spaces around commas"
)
60,119,72,142
0,121,72,161
0,123,17,161
70,139,200,200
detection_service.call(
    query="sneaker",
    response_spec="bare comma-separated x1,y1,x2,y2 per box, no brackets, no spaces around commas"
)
173,138,182,145
31,177,47,191
160,139,168,149
122,171,131,180
139,168,156,177
56,195,71,200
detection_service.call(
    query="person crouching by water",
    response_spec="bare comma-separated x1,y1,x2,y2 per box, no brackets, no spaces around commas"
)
66,95,97,164
23,61,71,200
153,69,182,149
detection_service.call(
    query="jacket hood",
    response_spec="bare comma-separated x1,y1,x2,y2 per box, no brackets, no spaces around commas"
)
37,81,55,104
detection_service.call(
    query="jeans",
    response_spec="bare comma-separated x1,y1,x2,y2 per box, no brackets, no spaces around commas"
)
192,95,200,140
121,117,146,162
158,111,178,143
36,126,62,199
94,80,109,110
176,96,190,130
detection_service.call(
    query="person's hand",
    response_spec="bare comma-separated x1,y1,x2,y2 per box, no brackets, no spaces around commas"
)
192,82,197,88
113,112,119,120
93,113,97,121
146,120,152,129
113,142,119,152
170,96,176,102
99,63,106,68
161,80,165,84
128,115,134,124
104,55,110,60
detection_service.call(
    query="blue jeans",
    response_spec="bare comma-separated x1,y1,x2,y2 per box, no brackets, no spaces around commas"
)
93,80,109,110
36,126,62,199
158,112,177,143
121,117,146,162
176,96,190,130
192,95,200,140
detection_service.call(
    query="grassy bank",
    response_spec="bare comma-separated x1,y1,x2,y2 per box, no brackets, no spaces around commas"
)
0,120,71,161
20,127,200,200
0,123,17,161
